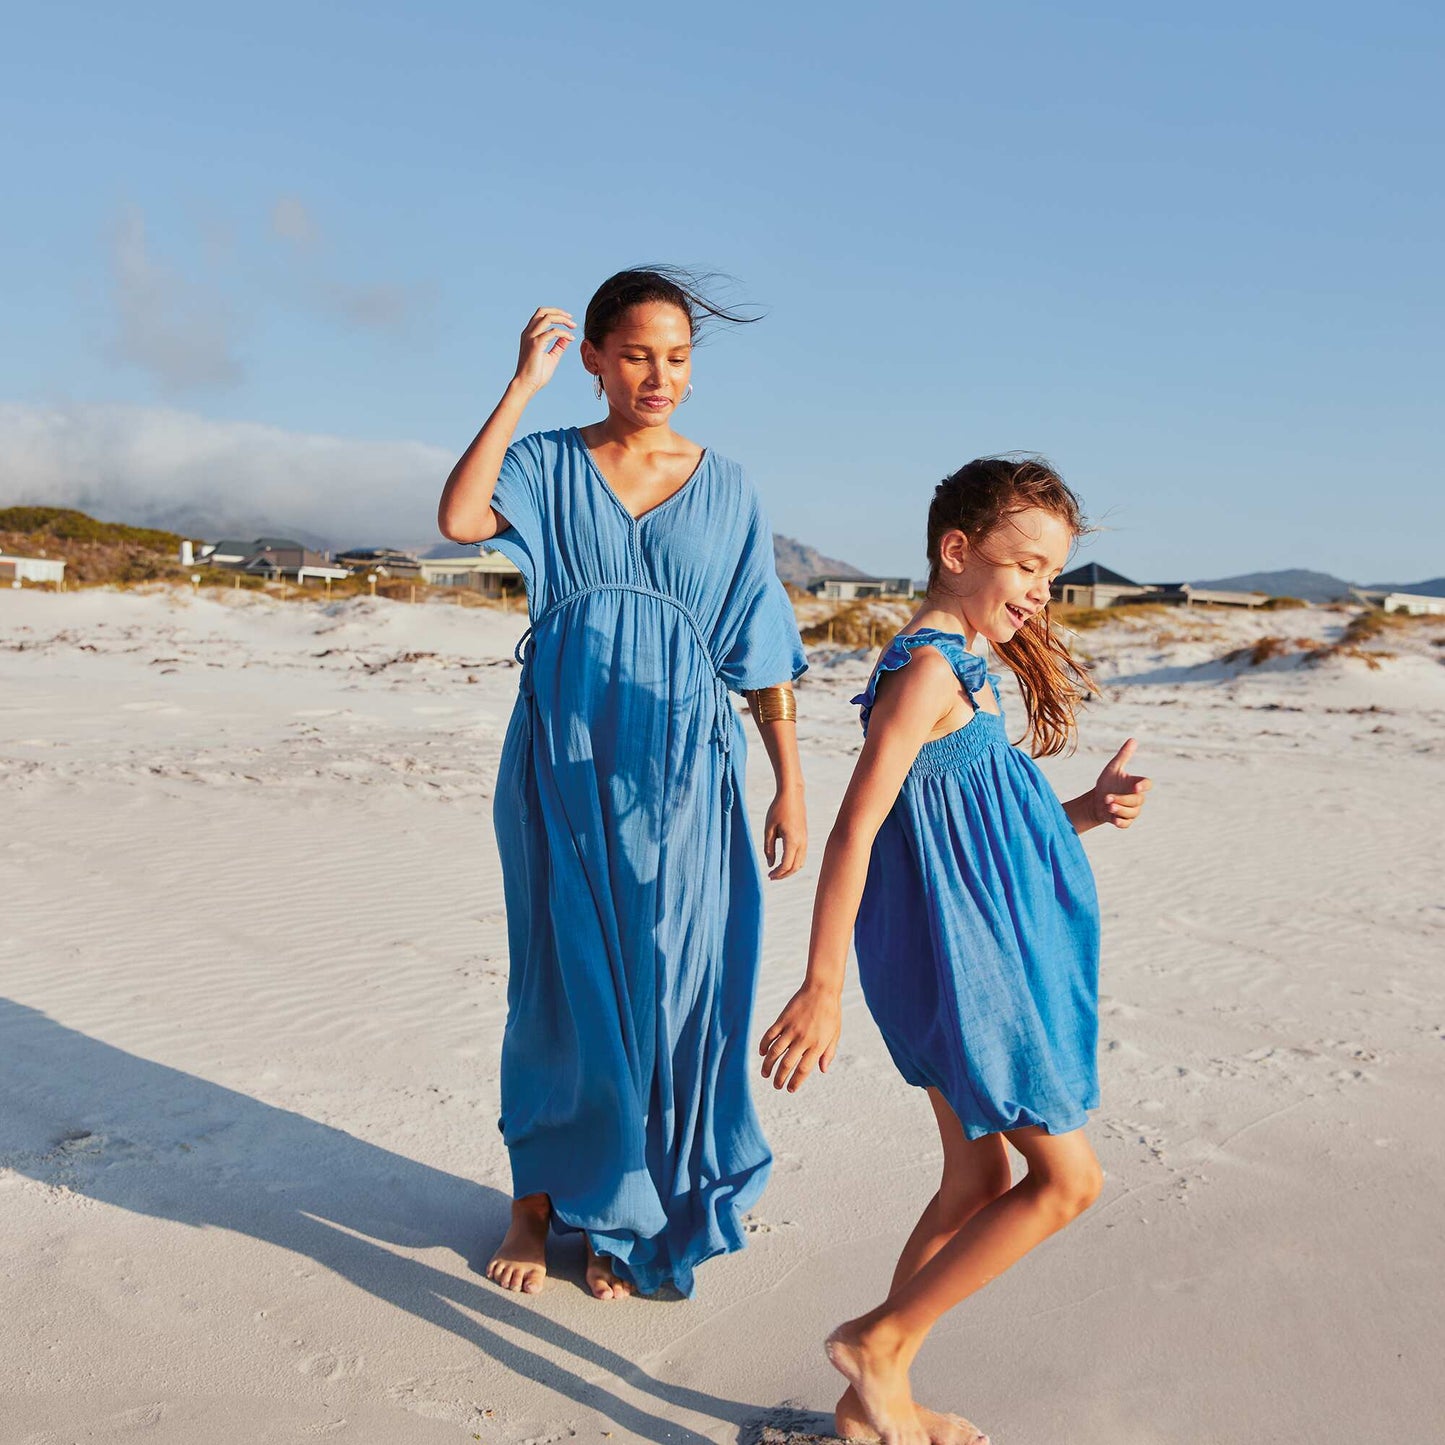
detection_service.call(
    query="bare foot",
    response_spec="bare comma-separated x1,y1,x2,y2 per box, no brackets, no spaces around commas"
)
826,1323,928,1445
585,1236,633,1300
485,1194,550,1294
836,1387,989,1445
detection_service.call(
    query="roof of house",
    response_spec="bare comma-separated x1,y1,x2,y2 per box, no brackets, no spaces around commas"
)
1056,562,1140,588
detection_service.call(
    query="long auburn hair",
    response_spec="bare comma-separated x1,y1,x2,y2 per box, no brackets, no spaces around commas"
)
927,456,1096,757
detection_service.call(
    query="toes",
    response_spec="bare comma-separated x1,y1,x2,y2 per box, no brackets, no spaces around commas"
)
522,1269,544,1294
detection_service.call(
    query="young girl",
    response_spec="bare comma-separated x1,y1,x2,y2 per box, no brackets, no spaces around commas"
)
438,269,807,1301
759,457,1151,1445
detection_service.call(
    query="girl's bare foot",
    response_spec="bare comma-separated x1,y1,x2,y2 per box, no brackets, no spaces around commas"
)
826,1323,928,1445
585,1236,633,1300
836,1386,989,1445
485,1194,550,1294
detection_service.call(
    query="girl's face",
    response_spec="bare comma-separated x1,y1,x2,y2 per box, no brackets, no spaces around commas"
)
582,302,693,428
938,506,1074,645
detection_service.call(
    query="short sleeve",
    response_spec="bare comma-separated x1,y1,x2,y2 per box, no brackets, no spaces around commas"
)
479,433,547,602
715,492,808,694
851,631,990,734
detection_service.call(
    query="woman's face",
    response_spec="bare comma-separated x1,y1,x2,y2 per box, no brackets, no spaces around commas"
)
583,302,693,427
939,506,1074,645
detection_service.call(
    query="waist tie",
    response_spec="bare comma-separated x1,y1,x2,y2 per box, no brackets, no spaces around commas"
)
512,583,738,804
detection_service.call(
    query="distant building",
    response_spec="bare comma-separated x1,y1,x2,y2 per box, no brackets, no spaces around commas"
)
1351,587,1445,617
334,547,422,578
0,551,66,585
1148,583,1267,609
423,551,524,597
1053,564,1265,609
808,574,914,600
196,537,348,585
1052,564,1155,608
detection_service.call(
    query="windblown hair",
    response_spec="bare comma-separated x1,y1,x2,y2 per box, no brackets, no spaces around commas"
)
583,266,760,346
927,456,1097,757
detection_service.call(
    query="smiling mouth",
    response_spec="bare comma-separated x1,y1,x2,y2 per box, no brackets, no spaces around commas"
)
1006,604,1033,625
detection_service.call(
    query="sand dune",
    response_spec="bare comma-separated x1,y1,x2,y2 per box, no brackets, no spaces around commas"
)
2,588,1441,1443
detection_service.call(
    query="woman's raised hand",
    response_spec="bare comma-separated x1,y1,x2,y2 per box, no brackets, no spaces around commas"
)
514,307,575,392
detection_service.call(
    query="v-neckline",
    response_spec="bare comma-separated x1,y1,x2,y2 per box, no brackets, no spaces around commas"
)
571,426,709,524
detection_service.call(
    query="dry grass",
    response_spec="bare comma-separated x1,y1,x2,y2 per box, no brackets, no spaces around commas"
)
1303,644,1393,672
1260,595,1310,610
1052,602,1175,632
1223,635,1300,667
1340,609,1418,645
798,599,914,647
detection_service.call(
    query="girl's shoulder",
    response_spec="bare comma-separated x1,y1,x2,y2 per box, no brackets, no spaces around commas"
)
854,630,986,731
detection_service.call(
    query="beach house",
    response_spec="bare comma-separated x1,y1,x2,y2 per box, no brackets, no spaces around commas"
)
808,574,914,600
196,537,349,586
0,551,66,586
1350,587,1445,617
422,551,524,597
1053,564,1265,609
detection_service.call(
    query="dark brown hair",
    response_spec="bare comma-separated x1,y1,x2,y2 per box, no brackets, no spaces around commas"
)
927,455,1096,757
583,266,760,347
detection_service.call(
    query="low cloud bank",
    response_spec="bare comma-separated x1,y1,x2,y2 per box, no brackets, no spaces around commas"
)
0,402,453,549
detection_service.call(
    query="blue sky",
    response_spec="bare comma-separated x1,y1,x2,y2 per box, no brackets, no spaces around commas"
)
2,2,1441,582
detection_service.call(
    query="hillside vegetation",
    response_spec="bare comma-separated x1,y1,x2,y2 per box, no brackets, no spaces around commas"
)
0,507,190,585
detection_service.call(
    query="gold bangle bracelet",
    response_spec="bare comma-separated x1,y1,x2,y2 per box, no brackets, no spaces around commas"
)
747,684,797,723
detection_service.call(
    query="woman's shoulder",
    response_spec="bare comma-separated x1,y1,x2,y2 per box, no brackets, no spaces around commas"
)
696,447,762,509
510,427,573,457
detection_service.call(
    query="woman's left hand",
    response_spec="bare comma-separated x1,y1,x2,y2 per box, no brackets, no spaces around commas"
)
763,784,807,879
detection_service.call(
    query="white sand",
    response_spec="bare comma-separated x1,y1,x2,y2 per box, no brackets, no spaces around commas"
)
2,588,1442,1444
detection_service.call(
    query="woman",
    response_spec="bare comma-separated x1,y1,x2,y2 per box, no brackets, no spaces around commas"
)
438,268,807,1299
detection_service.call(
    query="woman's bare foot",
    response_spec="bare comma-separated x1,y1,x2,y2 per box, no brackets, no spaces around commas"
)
584,1236,633,1300
836,1386,989,1445
485,1193,550,1294
826,1323,928,1445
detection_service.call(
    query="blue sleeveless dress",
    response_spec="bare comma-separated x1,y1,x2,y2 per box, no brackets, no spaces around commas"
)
481,428,807,1295
852,629,1100,1140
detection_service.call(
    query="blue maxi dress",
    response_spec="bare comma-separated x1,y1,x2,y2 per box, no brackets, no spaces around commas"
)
483,427,807,1295
852,629,1101,1140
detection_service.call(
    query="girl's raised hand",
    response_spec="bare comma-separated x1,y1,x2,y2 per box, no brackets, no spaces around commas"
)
514,307,575,392
759,985,841,1092
1090,738,1152,828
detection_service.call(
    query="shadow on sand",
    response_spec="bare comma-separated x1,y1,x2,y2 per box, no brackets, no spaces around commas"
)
0,998,820,1443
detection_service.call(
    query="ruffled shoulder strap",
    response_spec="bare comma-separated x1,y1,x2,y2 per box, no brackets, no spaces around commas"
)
851,629,992,733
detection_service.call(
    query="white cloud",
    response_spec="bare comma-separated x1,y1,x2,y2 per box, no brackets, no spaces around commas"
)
110,206,243,391
269,194,428,336
271,195,320,249
0,402,454,548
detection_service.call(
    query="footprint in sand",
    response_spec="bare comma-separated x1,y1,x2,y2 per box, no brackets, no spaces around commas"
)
297,1350,364,1381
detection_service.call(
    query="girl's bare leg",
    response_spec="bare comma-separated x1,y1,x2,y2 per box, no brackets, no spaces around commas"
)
830,1115,1103,1445
836,1092,1009,1444
486,1192,551,1294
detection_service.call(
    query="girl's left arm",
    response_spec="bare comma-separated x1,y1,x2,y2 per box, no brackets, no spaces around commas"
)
758,649,957,1091
1064,737,1153,833
747,689,807,880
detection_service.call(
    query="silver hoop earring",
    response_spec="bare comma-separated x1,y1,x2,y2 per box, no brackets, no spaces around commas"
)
593,376,604,400
680,383,693,405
